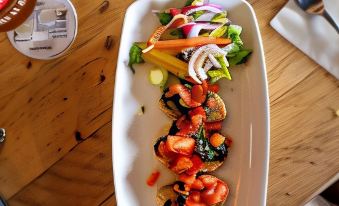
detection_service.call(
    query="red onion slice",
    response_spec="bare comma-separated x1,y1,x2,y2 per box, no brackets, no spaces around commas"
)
182,5,223,16
180,23,221,38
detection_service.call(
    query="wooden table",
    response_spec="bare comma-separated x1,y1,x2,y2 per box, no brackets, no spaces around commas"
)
0,0,338,205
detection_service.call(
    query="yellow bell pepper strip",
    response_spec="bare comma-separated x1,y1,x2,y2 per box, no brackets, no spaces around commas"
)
137,43,188,78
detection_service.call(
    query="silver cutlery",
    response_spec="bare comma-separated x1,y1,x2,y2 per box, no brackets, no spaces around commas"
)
295,0,339,33
0,195,7,206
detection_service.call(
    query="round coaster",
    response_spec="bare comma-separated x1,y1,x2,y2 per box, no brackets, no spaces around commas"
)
7,0,78,60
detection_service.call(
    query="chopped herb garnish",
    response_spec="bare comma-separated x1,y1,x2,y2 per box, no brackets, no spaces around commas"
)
192,126,228,162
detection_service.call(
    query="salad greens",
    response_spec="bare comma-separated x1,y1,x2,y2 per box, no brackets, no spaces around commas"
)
192,10,205,19
169,29,185,39
129,0,253,84
128,43,144,73
211,11,228,24
228,49,252,66
185,0,195,6
193,126,215,161
209,25,228,38
157,12,173,25
227,25,243,48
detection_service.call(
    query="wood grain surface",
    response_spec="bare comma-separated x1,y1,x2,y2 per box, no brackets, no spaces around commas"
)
0,0,338,206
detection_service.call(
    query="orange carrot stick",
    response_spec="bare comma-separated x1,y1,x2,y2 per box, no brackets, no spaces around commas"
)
154,37,231,50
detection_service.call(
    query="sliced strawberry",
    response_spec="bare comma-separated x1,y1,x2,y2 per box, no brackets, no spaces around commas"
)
166,135,195,155
207,84,220,93
178,173,196,185
189,107,206,122
191,85,205,104
185,76,199,84
176,115,190,130
175,115,200,137
198,175,218,188
205,121,222,132
166,84,201,108
158,141,177,160
191,179,204,190
146,170,160,187
201,181,229,205
189,191,201,202
186,155,204,175
190,115,203,128
174,138,195,155
170,156,193,174
225,137,233,147
186,192,207,206
201,80,208,95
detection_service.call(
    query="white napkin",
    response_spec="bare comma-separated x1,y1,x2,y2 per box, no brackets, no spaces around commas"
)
270,0,339,79
304,196,336,206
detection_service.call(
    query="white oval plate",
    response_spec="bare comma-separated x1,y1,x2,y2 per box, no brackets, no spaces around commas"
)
112,0,270,205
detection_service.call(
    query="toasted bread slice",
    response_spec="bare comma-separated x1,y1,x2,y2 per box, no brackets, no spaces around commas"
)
205,92,227,122
156,185,177,206
159,92,226,122
157,184,226,206
159,99,182,120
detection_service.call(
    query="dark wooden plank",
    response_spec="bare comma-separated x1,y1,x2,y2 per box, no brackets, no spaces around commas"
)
8,122,114,206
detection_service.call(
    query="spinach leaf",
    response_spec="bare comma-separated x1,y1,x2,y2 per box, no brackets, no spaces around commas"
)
128,43,144,74
193,127,215,161
193,127,229,162
170,28,184,39
228,49,252,66
185,0,195,6
157,12,173,25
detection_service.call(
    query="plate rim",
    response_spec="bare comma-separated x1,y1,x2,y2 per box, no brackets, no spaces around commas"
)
112,0,270,205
